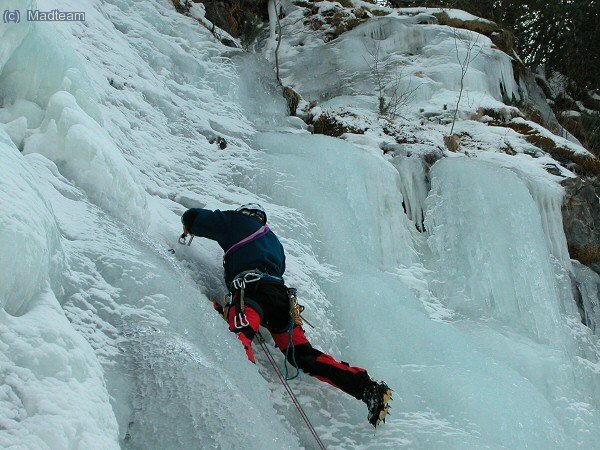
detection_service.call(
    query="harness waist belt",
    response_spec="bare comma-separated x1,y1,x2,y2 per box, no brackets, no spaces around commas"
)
229,270,284,293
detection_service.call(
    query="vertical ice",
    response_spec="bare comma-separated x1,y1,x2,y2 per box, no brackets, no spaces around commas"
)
425,158,567,343
0,130,120,449
391,155,429,231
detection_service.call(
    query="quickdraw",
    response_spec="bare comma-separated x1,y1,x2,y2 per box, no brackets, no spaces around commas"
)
288,288,314,329
288,288,305,327
229,271,274,330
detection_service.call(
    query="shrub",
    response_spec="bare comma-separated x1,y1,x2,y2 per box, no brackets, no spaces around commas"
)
313,113,364,137
444,134,461,152
240,13,263,50
505,121,600,178
370,9,390,16
581,111,600,155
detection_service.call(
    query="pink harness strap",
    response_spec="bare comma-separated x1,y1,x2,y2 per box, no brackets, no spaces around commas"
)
223,224,270,260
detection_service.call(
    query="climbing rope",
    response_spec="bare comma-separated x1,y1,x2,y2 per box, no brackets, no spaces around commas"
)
256,332,326,450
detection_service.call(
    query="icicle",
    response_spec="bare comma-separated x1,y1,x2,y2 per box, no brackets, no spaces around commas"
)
572,261,600,334
391,155,428,231
518,176,572,271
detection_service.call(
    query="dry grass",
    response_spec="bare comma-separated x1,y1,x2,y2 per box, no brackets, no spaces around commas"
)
500,141,517,155
325,10,363,40
444,134,461,152
434,12,515,54
309,18,323,30
504,121,600,178
312,113,365,137
370,9,390,16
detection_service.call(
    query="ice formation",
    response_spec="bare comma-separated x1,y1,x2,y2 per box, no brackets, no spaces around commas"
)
1,0,599,448
573,261,600,333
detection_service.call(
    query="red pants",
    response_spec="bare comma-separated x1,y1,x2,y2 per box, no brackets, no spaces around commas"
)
228,305,370,400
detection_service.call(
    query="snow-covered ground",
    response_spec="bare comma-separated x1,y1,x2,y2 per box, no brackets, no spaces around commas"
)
1,0,599,448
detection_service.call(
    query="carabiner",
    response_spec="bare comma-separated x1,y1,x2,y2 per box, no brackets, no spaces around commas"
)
234,312,250,329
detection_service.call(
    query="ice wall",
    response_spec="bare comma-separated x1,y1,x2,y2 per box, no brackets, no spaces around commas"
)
391,155,428,231
0,4,148,227
2,0,599,447
0,131,119,449
23,91,149,228
255,131,594,448
425,157,567,343
277,13,520,111
0,131,62,315
0,0,303,447
257,133,417,271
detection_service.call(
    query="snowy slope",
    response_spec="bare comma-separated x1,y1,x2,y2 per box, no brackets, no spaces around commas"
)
1,0,600,448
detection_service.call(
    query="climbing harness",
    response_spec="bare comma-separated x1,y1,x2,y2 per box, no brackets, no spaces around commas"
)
228,273,310,381
228,270,283,330
224,272,323,445
256,331,326,450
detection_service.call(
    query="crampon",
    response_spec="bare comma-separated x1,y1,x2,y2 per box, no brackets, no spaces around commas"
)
364,380,393,428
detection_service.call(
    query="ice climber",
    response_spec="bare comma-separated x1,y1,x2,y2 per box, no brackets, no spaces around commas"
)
181,203,392,427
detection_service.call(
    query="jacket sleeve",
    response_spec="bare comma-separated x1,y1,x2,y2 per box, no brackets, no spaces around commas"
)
182,208,229,243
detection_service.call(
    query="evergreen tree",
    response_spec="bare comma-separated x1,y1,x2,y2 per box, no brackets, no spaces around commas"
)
401,0,599,95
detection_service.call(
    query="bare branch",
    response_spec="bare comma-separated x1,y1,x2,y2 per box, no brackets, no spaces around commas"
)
449,27,483,135
365,41,421,120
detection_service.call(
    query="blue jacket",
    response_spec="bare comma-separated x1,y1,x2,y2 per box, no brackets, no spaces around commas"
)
182,208,286,287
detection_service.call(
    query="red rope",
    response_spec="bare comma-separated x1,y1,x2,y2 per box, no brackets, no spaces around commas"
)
257,332,327,450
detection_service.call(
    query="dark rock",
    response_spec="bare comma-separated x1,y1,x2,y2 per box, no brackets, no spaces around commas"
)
190,0,269,38
283,86,301,116
563,177,600,274
544,163,562,176
415,14,437,25
220,37,237,48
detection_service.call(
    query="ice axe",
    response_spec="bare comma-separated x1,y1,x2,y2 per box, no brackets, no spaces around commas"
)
178,232,194,246
168,233,194,254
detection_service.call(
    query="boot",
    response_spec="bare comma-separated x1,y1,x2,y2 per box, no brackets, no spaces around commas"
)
362,379,392,427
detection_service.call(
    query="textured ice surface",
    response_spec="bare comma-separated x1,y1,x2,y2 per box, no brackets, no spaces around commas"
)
425,157,566,341
274,11,520,115
0,131,62,315
256,132,600,448
0,130,119,449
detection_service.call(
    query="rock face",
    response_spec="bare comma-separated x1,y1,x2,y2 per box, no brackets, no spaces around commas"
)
563,176,600,274
202,0,269,37
171,0,268,38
